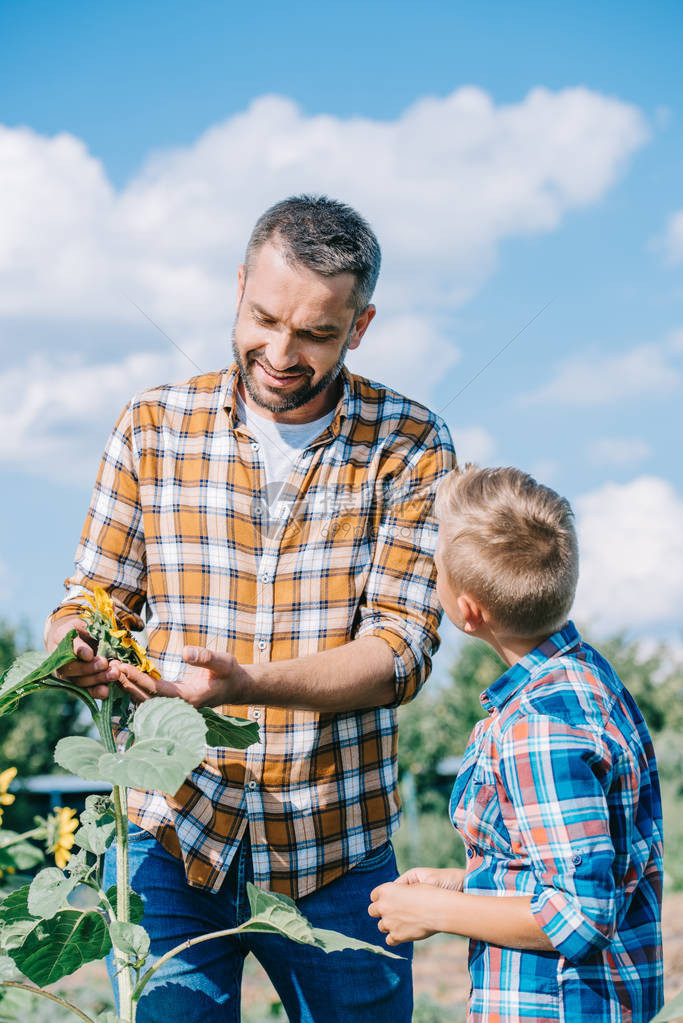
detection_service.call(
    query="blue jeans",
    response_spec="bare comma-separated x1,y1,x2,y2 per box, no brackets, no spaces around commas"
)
103,824,413,1022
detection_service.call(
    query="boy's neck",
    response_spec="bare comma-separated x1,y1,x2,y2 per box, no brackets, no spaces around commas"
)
476,626,552,668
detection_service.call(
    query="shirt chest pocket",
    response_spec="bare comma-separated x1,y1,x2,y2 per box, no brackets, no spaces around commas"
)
454,763,513,857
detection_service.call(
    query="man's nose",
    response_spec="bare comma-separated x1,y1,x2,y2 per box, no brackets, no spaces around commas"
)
264,332,302,370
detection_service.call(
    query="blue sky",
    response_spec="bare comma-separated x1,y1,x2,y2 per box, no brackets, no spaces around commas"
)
1,0,682,646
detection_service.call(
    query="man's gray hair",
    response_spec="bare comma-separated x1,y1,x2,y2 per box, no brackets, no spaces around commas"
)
244,194,381,313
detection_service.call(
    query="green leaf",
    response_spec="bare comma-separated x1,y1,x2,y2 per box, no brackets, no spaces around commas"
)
104,886,144,925
65,848,91,882
199,707,260,749
0,956,15,982
0,886,32,926
0,633,79,717
240,883,401,959
109,921,150,961
0,835,43,873
54,736,110,780
55,699,207,795
27,868,78,920
651,991,683,1022
81,794,114,823
74,812,116,856
14,632,79,687
9,906,111,986
0,654,49,717
0,886,36,953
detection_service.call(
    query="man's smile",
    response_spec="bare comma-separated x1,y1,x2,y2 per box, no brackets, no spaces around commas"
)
255,360,309,386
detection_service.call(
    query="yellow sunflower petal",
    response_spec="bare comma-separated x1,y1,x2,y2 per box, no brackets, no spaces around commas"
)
0,767,17,794
92,586,118,628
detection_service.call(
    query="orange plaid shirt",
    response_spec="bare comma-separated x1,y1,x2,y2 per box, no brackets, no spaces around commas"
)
51,363,455,897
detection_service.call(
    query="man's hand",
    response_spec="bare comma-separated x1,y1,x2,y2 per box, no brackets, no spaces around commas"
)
368,880,441,946
111,647,250,707
46,616,115,700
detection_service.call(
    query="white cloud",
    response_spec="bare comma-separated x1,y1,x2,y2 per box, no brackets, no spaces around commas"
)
0,87,648,330
574,476,683,634
0,350,184,483
654,209,683,264
448,426,496,464
589,437,652,466
0,87,649,477
346,313,460,404
522,338,682,405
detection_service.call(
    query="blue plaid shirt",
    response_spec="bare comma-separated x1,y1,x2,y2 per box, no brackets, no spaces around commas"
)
450,622,664,1023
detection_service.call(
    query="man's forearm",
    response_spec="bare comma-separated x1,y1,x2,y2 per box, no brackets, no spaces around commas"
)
114,635,398,712
241,635,396,712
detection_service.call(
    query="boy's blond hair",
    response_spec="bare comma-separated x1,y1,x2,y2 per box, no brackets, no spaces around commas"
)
435,465,579,636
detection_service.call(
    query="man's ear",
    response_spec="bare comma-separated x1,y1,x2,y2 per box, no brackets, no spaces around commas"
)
236,265,246,312
456,594,485,634
347,304,376,351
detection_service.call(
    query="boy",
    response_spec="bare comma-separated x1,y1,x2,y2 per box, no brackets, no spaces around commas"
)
368,466,664,1023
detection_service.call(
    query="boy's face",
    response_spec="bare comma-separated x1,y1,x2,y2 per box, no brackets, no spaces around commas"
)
434,537,468,633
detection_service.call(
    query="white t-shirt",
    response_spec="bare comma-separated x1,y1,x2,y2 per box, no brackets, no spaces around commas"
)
236,392,335,518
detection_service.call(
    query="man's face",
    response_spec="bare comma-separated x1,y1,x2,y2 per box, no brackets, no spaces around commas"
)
232,241,375,419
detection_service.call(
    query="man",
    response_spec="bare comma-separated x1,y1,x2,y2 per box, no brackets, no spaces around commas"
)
46,195,456,1022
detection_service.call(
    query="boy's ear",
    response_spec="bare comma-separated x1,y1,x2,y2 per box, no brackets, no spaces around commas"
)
456,594,485,634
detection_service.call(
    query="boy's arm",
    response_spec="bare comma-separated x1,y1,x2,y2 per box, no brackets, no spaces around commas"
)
369,882,554,949
497,712,618,962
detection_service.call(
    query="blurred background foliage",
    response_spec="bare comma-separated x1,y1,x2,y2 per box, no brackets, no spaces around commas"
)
396,631,683,889
0,619,91,832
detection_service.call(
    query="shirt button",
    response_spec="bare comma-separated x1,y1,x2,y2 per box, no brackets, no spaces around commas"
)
257,640,267,651
252,709,261,720
251,441,260,451
572,854,582,866
254,507,262,517
246,780,257,790
466,847,475,858
261,573,272,583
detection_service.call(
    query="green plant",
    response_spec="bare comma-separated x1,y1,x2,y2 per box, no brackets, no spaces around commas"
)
0,595,397,1023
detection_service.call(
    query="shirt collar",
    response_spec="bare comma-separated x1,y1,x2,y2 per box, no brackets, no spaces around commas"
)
221,361,352,440
481,620,582,713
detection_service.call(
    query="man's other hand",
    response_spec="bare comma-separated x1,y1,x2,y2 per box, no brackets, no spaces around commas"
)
46,616,114,700
112,647,247,707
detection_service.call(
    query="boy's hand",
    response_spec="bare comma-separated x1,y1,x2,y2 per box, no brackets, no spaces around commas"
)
111,647,249,707
368,881,440,946
395,866,466,891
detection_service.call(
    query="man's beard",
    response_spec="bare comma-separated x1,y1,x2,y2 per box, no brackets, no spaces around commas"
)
231,325,351,413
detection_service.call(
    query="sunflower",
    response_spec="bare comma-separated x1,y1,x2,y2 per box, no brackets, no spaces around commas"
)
49,807,79,870
121,635,162,679
79,587,161,679
0,766,16,827
82,586,118,629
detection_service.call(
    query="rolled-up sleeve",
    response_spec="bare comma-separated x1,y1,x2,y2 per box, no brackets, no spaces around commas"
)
498,714,618,963
354,420,456,705
47,402,147,629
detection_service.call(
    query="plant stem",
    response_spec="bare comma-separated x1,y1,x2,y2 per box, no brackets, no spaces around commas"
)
43,675,99,716
132,924,243,1005
96,687,134,1023
0,826,43,848
0,981,96,1022
113,782,133,1021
